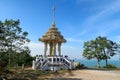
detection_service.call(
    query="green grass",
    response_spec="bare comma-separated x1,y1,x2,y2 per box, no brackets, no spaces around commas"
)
103,64,117,69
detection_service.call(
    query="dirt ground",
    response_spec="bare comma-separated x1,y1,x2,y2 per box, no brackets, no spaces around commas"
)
2,68,120,80
45,69,120,80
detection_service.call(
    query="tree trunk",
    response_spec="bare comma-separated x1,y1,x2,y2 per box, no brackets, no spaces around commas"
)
8,50,11,67
8,47,12,68
106,59,108,66
97,59,100,68
103,48,108,66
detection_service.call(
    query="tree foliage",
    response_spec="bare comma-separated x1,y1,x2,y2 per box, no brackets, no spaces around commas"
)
0,19,33,67
83,36,120,67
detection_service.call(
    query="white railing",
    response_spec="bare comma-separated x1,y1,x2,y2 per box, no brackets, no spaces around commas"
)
34,56,73,70
63,58,71,69
41,58,49,70
35,62,41,69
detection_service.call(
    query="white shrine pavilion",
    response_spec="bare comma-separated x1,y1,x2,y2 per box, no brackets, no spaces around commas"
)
32,7,74,71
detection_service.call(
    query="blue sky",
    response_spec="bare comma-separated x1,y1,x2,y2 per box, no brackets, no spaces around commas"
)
0,0,120,60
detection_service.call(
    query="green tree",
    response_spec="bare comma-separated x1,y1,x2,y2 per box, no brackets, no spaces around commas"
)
0,19,30,67
83,40,103,67
96,36,119,66
83,36,120,67
0,21,6,52
13,46,33,66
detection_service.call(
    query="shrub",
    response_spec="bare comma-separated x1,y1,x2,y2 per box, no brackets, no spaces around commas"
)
60,68,63,70
75,62,87,69
67,68,71,71
103,64,117,69
0,61,5,76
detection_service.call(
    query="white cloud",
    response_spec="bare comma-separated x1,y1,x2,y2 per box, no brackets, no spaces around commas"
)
66,38,83,43
97,19,120,36
115,36,120,42
83,0,120,27
28,42,44,56
61,45,83,59
110,35,120,43
76,30,87,37
28,42,83,59
80,0,120,37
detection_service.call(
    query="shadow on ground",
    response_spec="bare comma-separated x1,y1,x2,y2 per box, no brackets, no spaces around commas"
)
45,78,82,80
2,68,84,80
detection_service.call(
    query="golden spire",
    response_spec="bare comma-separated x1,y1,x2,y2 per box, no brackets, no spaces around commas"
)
52,6,56,27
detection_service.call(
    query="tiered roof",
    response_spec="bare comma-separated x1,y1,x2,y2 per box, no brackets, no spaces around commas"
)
39,22,66,43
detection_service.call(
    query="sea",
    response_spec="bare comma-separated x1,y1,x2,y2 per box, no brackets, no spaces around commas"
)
75,59,120,68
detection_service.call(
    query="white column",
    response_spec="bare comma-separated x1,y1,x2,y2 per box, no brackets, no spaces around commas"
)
44,42,47,57
32,60,35,70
